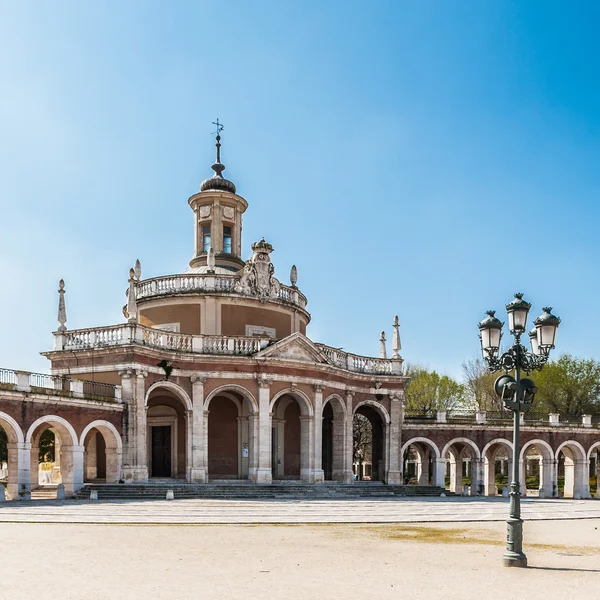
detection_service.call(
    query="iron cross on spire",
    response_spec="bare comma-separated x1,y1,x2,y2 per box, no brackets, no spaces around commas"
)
212,118,224,137
212,119,224,164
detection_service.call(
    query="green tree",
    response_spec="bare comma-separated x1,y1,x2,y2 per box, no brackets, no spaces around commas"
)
404,364,465,414
39,429,55,463
534,354,600,415
462,357,504,411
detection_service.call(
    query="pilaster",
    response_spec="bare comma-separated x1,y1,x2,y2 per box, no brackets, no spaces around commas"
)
190,375,207,483
386,393,402,484
120,369,149,482
312,384,325,484
255,376,273,483
344,391,355,483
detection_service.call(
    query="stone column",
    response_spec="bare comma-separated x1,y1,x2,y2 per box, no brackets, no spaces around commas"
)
386,394,402,484
60,445,84,496
300,415,314,483
255,377,273,483
7,442,31,500
190,375,207,483
105,445,122,484
433,458,446,489
120,369,148,482
29,444,39,489
344,391,355,483
519,459,527,497
470,458,482,496
575,458,590,499
248,413,258,482
238,416,249,479
312,384,324,484
484,456,496,496
135,371,148,479
272,418,285,479
418,448,430,485
541,458,553,498
449,453,461,494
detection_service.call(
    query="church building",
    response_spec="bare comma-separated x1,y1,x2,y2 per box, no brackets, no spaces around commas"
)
40,131,407,488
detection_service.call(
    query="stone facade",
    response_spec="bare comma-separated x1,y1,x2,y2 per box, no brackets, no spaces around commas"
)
0,138,599,500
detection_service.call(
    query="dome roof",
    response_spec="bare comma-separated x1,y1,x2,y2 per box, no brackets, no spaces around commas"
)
200,172,236,194
200,133,236,194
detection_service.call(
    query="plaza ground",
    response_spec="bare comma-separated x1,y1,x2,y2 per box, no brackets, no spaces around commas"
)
1,517,599,600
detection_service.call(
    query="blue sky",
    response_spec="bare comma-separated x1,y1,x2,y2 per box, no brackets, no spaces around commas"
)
1,1,599,378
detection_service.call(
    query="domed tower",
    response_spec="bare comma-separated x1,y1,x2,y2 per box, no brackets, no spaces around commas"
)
133,126,310,338
188,127,248,273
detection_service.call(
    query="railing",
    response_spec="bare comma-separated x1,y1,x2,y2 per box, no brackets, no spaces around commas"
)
0,368,118,400
142,328,193,353
316,345,403,375
485,410,513,422
402,409,600,428
523,412,551,423
448,410,477,422
55,324,403,375
134,274,308,310
404,410,436,422
64,324,127,350
30,372,61,389
0,368,17,386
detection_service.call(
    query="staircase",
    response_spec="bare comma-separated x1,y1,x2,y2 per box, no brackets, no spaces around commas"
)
31,485,59,500
74,482,451,501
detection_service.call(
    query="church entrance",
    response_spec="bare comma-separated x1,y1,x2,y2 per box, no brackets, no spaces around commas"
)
151,426,171,478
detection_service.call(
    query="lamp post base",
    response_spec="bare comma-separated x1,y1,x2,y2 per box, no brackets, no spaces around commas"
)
503,551,528,568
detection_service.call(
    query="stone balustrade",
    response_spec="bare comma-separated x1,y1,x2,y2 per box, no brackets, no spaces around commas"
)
134,273,308,310
0,368,119,400
403,409,600,429
53,324,402,376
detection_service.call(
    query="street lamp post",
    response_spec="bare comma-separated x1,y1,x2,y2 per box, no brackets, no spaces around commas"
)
478,293,560,568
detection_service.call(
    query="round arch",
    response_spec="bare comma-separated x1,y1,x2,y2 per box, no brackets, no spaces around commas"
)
0,411,24,444
520,439,553,461
587,441,600,461
482,438,513,459
79,420,122,449
353,400,390,424
25,415,78,446
555,440,587,461
204,384,258,413
145,381,193,412
270,388,314,416
441,437,481,459
401,437,441,459
322,394,347,420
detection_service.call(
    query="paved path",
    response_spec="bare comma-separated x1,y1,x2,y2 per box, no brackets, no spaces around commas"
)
0,496,599,524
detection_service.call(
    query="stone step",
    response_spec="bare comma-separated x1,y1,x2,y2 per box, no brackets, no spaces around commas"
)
74,483,450,500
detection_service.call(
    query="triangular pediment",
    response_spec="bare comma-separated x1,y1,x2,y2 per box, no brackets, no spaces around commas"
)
254,333,328,364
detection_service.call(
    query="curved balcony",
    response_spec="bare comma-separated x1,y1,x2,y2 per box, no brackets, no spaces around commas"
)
134,274,308,310
52,324,402,376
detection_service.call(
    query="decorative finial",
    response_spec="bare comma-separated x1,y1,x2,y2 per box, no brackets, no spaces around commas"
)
126,268,138,324
380,331,387,359
57,279,67,332
290,265,298,287
211,118,225,176
134,259,142,281
200,119,236,194
392,315,402,359
207,247,216,272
